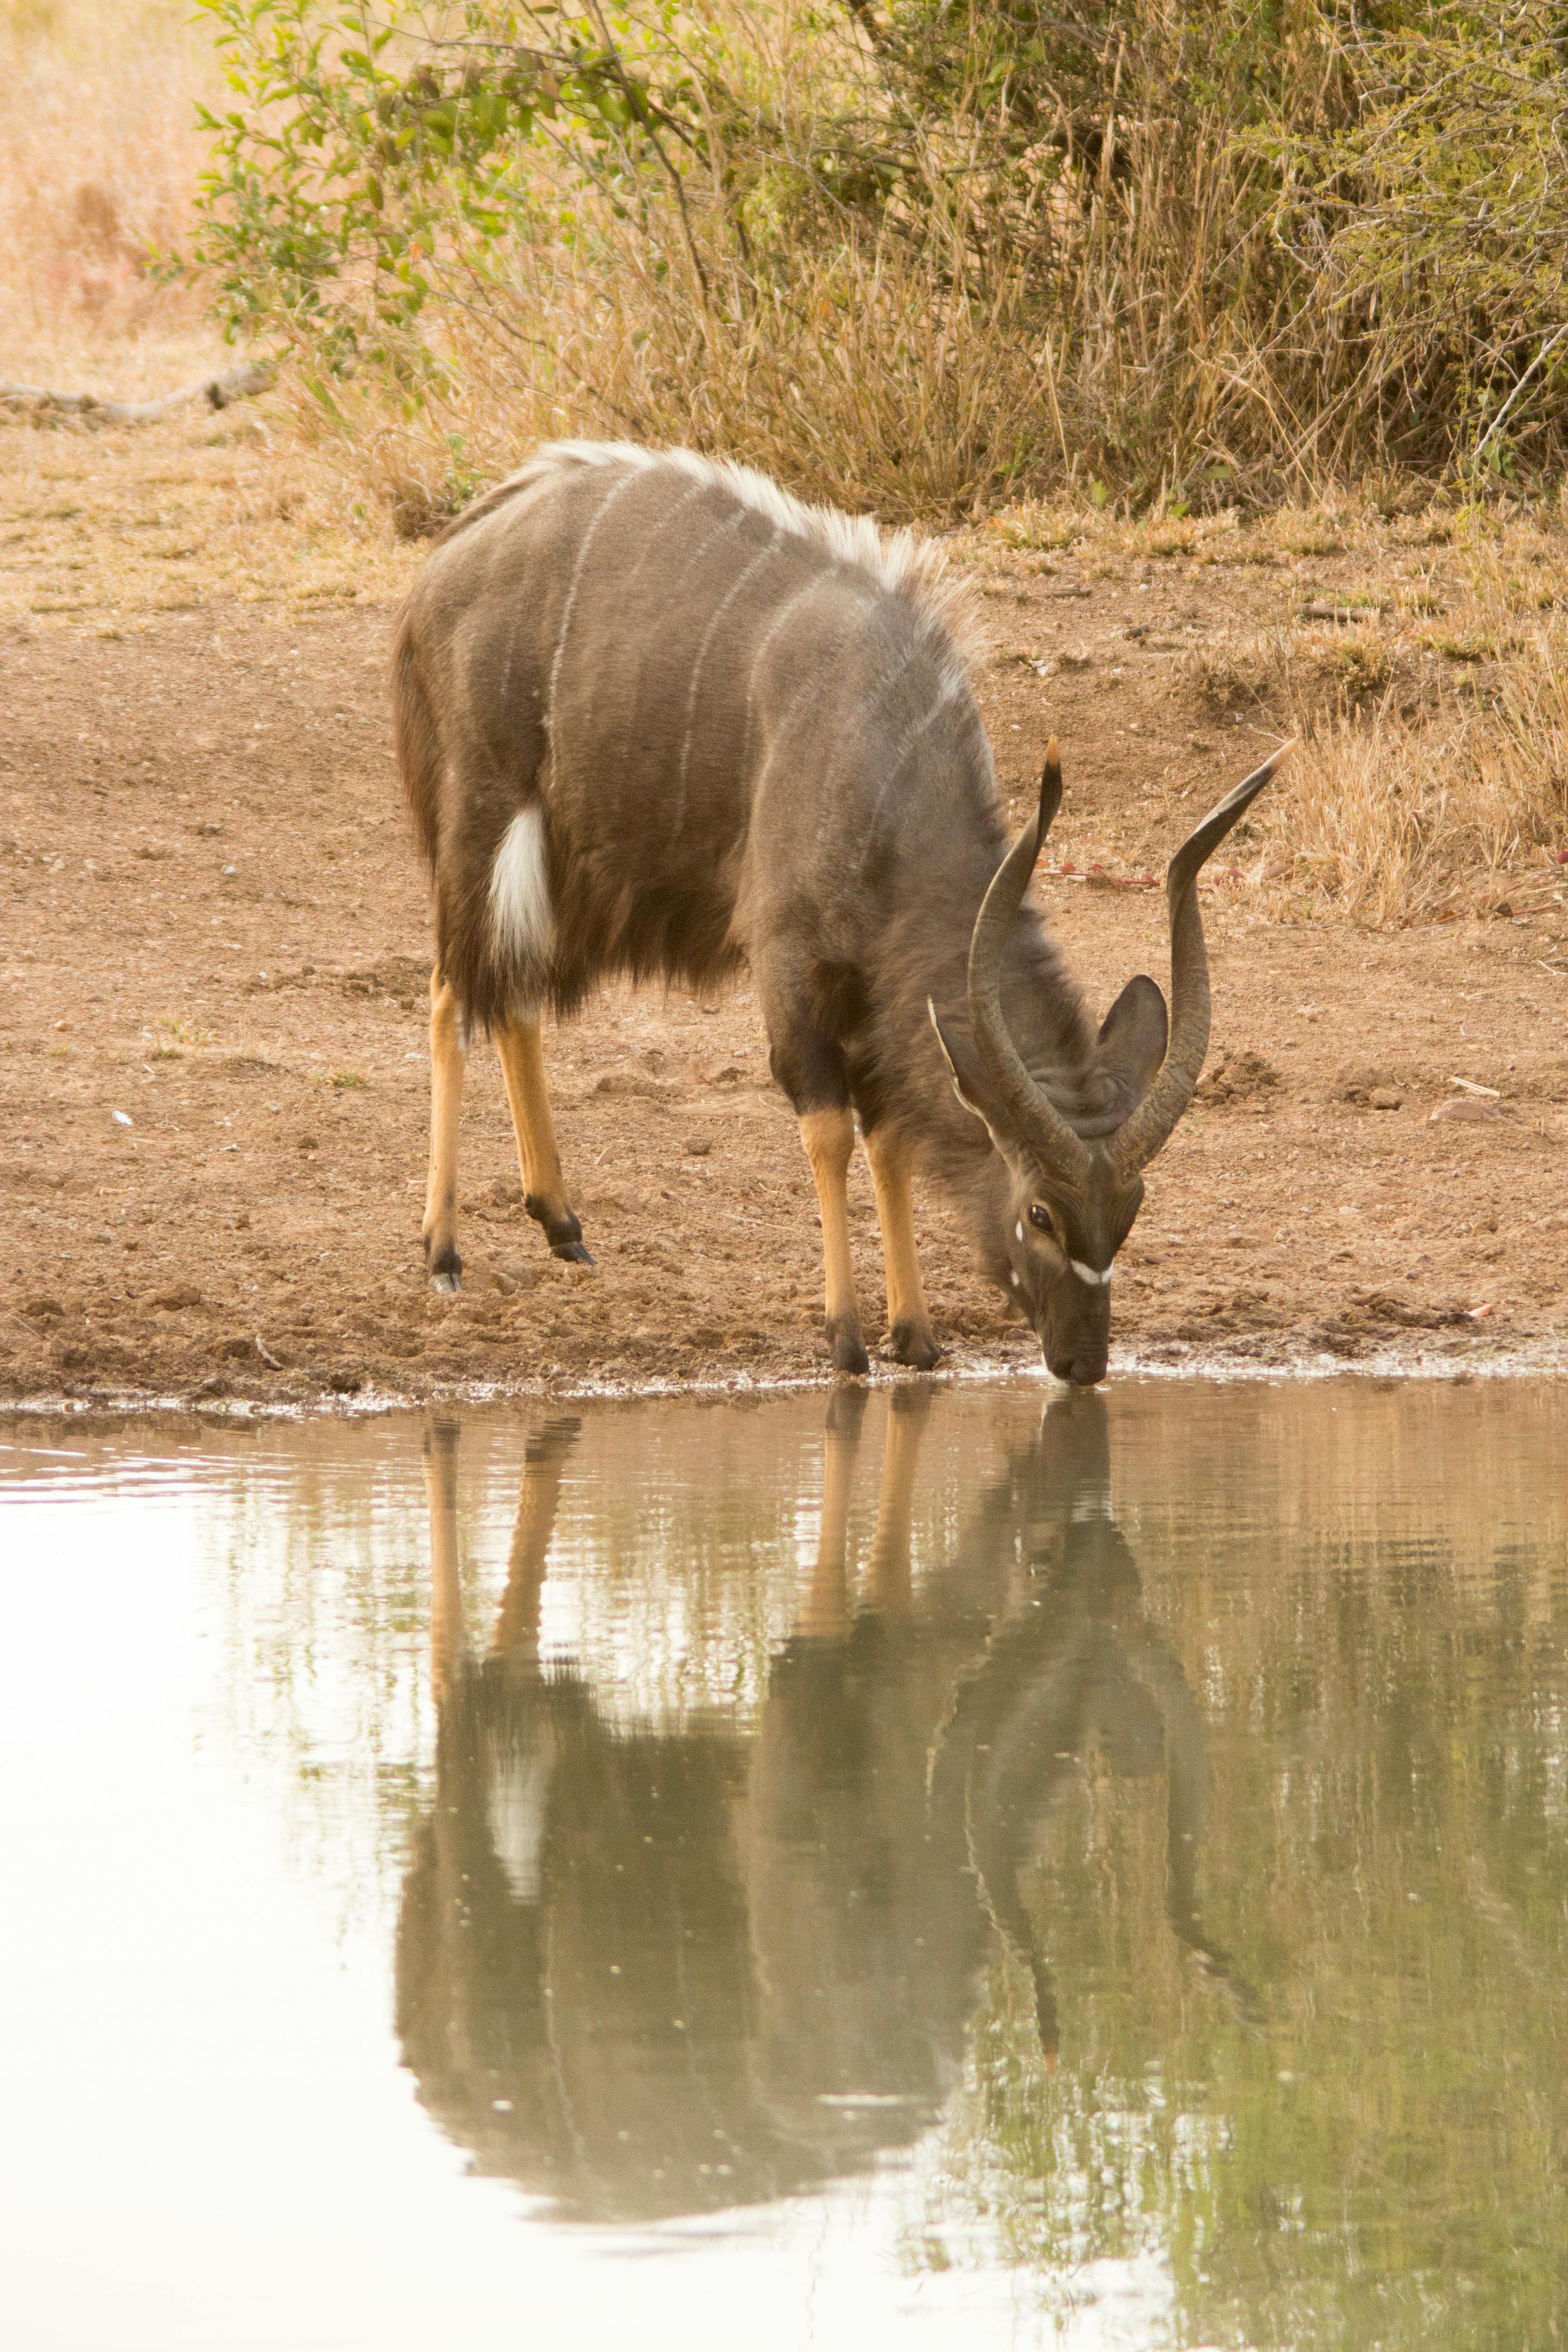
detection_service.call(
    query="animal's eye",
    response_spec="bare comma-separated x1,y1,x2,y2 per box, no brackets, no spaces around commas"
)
1028,1203,1055,1236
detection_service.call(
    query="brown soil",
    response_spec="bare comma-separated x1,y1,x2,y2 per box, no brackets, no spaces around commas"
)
4,441,1568,1408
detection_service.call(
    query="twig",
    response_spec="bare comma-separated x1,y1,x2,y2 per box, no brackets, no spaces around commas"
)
255,1333,284,1369
1472,322,1568,469
580,0,712,311
0,363,273,429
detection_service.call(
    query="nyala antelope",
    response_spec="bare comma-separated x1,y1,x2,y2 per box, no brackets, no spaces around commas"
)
395,441,1289,1383
401,1392,1251,2216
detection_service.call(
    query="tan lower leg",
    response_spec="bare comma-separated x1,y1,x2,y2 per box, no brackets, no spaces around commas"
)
864,1387,930,1618
799,1105,867,1375
491,1420,577,1658
800,1388,868,1639
423,1417,473,1953
422,970,467,1289
423,1416,467,1708
495,1017,590,1261
864,1126,939,1369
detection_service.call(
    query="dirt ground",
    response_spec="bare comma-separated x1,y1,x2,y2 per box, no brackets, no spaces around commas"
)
3,411,1568,1408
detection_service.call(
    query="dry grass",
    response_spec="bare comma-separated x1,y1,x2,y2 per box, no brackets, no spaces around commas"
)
0,0,226,396
274,212,1059,536
0,406,418,634
960,489,1568,923
2,2,1564,923
0,3,414,629
1247,532,1568,923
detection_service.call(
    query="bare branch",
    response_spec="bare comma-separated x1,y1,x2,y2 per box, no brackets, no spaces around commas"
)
0,363,274,428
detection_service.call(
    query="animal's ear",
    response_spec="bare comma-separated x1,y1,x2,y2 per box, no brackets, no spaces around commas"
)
928,1001,1004,1140
1094,975,1169,1121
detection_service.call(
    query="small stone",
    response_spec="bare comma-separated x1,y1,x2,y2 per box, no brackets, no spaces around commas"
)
685,1134,714,1156
153,1284,203,1310
1202,1048,1281,1105
495,1268,545,1299
1369,1088,1402,1111
1430,1096,1502,1123
111,1110,132,1128
1336,1065,1395,1105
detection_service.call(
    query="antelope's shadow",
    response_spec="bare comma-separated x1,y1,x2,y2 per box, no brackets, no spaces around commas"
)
395,1393,1255,2223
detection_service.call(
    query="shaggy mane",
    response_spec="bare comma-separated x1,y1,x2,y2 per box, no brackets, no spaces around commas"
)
452,439,985,669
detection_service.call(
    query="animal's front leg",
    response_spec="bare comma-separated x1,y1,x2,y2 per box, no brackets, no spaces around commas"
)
799,1106,869,1376
863,1382,933,1613
863,1125,941,1370
799,1387,869,1638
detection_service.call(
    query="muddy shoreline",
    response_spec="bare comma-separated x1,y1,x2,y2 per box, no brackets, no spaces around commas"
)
5,1337,1567,1427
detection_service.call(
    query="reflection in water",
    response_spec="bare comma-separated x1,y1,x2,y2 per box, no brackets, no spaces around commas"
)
397,1389,1249,2223
7,1380,1568,2350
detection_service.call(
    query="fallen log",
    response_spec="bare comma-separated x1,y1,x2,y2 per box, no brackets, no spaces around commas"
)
0,361,273,426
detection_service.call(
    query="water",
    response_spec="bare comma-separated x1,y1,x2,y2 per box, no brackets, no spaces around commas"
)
2,1379,1565,2352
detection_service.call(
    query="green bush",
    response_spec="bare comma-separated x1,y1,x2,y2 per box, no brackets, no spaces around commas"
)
187,1,1568,513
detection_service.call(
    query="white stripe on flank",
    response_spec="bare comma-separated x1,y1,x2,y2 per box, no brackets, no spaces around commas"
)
853,660,969,859
743,571,838,733
490,804,555,970
485,441,986,674
1070,1259,1115,1288
544,461,647,750
747,577,882,794
675,520,785,822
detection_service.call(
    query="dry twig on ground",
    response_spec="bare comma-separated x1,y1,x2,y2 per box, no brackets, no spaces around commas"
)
0,362,271,427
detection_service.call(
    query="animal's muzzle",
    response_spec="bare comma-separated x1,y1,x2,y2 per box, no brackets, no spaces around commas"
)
1044,1338,1109,1388
1039,1284,1111,1387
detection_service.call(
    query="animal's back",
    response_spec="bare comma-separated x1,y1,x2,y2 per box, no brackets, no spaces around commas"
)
394,443,975,1025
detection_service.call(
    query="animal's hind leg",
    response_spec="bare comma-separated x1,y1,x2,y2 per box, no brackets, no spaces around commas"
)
491,1416,581,1658
422,969,467,1293
494,1015,592,1264
863,1125,941,1371
422,1416,467,1705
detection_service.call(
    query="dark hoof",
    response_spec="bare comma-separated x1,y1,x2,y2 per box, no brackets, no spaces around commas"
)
425,1236,462,1291
526,1192,590,1262
828,1321,870,1377
888,1319,942,1372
